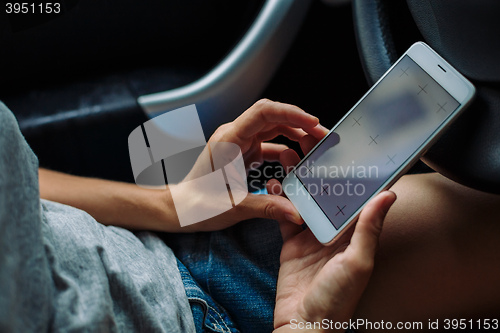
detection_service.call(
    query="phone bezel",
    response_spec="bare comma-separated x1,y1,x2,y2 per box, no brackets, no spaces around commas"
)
282,42,476,245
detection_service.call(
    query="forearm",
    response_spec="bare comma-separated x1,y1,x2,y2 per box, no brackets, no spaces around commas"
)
38,168,180,231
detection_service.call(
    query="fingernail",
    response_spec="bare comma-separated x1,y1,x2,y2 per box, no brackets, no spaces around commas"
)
315,123,329,134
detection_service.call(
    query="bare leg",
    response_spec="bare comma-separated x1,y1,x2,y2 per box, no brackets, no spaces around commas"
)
354,173,500,331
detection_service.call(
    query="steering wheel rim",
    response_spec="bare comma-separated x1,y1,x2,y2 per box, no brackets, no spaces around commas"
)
352,0,500,194
353,0,500,194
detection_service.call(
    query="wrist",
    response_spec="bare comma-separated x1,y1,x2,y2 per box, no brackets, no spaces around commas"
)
148,185,182,232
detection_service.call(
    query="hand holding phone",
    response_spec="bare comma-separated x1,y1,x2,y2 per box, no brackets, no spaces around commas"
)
283,42,475,245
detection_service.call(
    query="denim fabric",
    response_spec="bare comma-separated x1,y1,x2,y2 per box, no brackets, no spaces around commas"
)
162,218,283,333
177,258,240,333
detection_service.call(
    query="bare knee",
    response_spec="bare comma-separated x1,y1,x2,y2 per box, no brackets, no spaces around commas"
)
354,173,500,331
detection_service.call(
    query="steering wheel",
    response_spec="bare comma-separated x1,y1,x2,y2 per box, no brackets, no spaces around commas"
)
353,0,500,194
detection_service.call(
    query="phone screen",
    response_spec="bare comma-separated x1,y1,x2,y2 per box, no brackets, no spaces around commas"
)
294,55,460,230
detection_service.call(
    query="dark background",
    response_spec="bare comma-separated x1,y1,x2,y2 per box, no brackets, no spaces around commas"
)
0,0,424,184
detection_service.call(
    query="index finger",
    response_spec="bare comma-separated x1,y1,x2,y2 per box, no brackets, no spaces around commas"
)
233,99,319,139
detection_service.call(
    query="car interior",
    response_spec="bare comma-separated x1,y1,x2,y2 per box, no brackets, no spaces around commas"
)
2,0,498,196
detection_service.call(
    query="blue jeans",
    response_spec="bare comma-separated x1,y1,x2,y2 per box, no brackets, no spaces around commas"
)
161,217,283,333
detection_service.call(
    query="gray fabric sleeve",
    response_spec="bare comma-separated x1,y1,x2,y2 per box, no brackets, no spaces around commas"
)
41,200,195,332
0,102,54,332
0,102,195,332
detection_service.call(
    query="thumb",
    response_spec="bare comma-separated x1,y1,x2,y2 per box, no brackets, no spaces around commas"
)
240,193,303,225
348,191,397,259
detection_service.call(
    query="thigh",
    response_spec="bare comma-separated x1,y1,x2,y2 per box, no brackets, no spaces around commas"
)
354,173,500,331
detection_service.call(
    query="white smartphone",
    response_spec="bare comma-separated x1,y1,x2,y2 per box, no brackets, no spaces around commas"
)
282,42,475,245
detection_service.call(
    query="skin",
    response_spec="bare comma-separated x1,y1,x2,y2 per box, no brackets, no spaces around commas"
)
354,173,500,332
39,99,500,332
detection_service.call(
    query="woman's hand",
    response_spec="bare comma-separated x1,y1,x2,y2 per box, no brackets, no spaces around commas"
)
272,190,395,332
40,99,328,233
268,134,396,332
166,99,329,232
209,99,327,169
